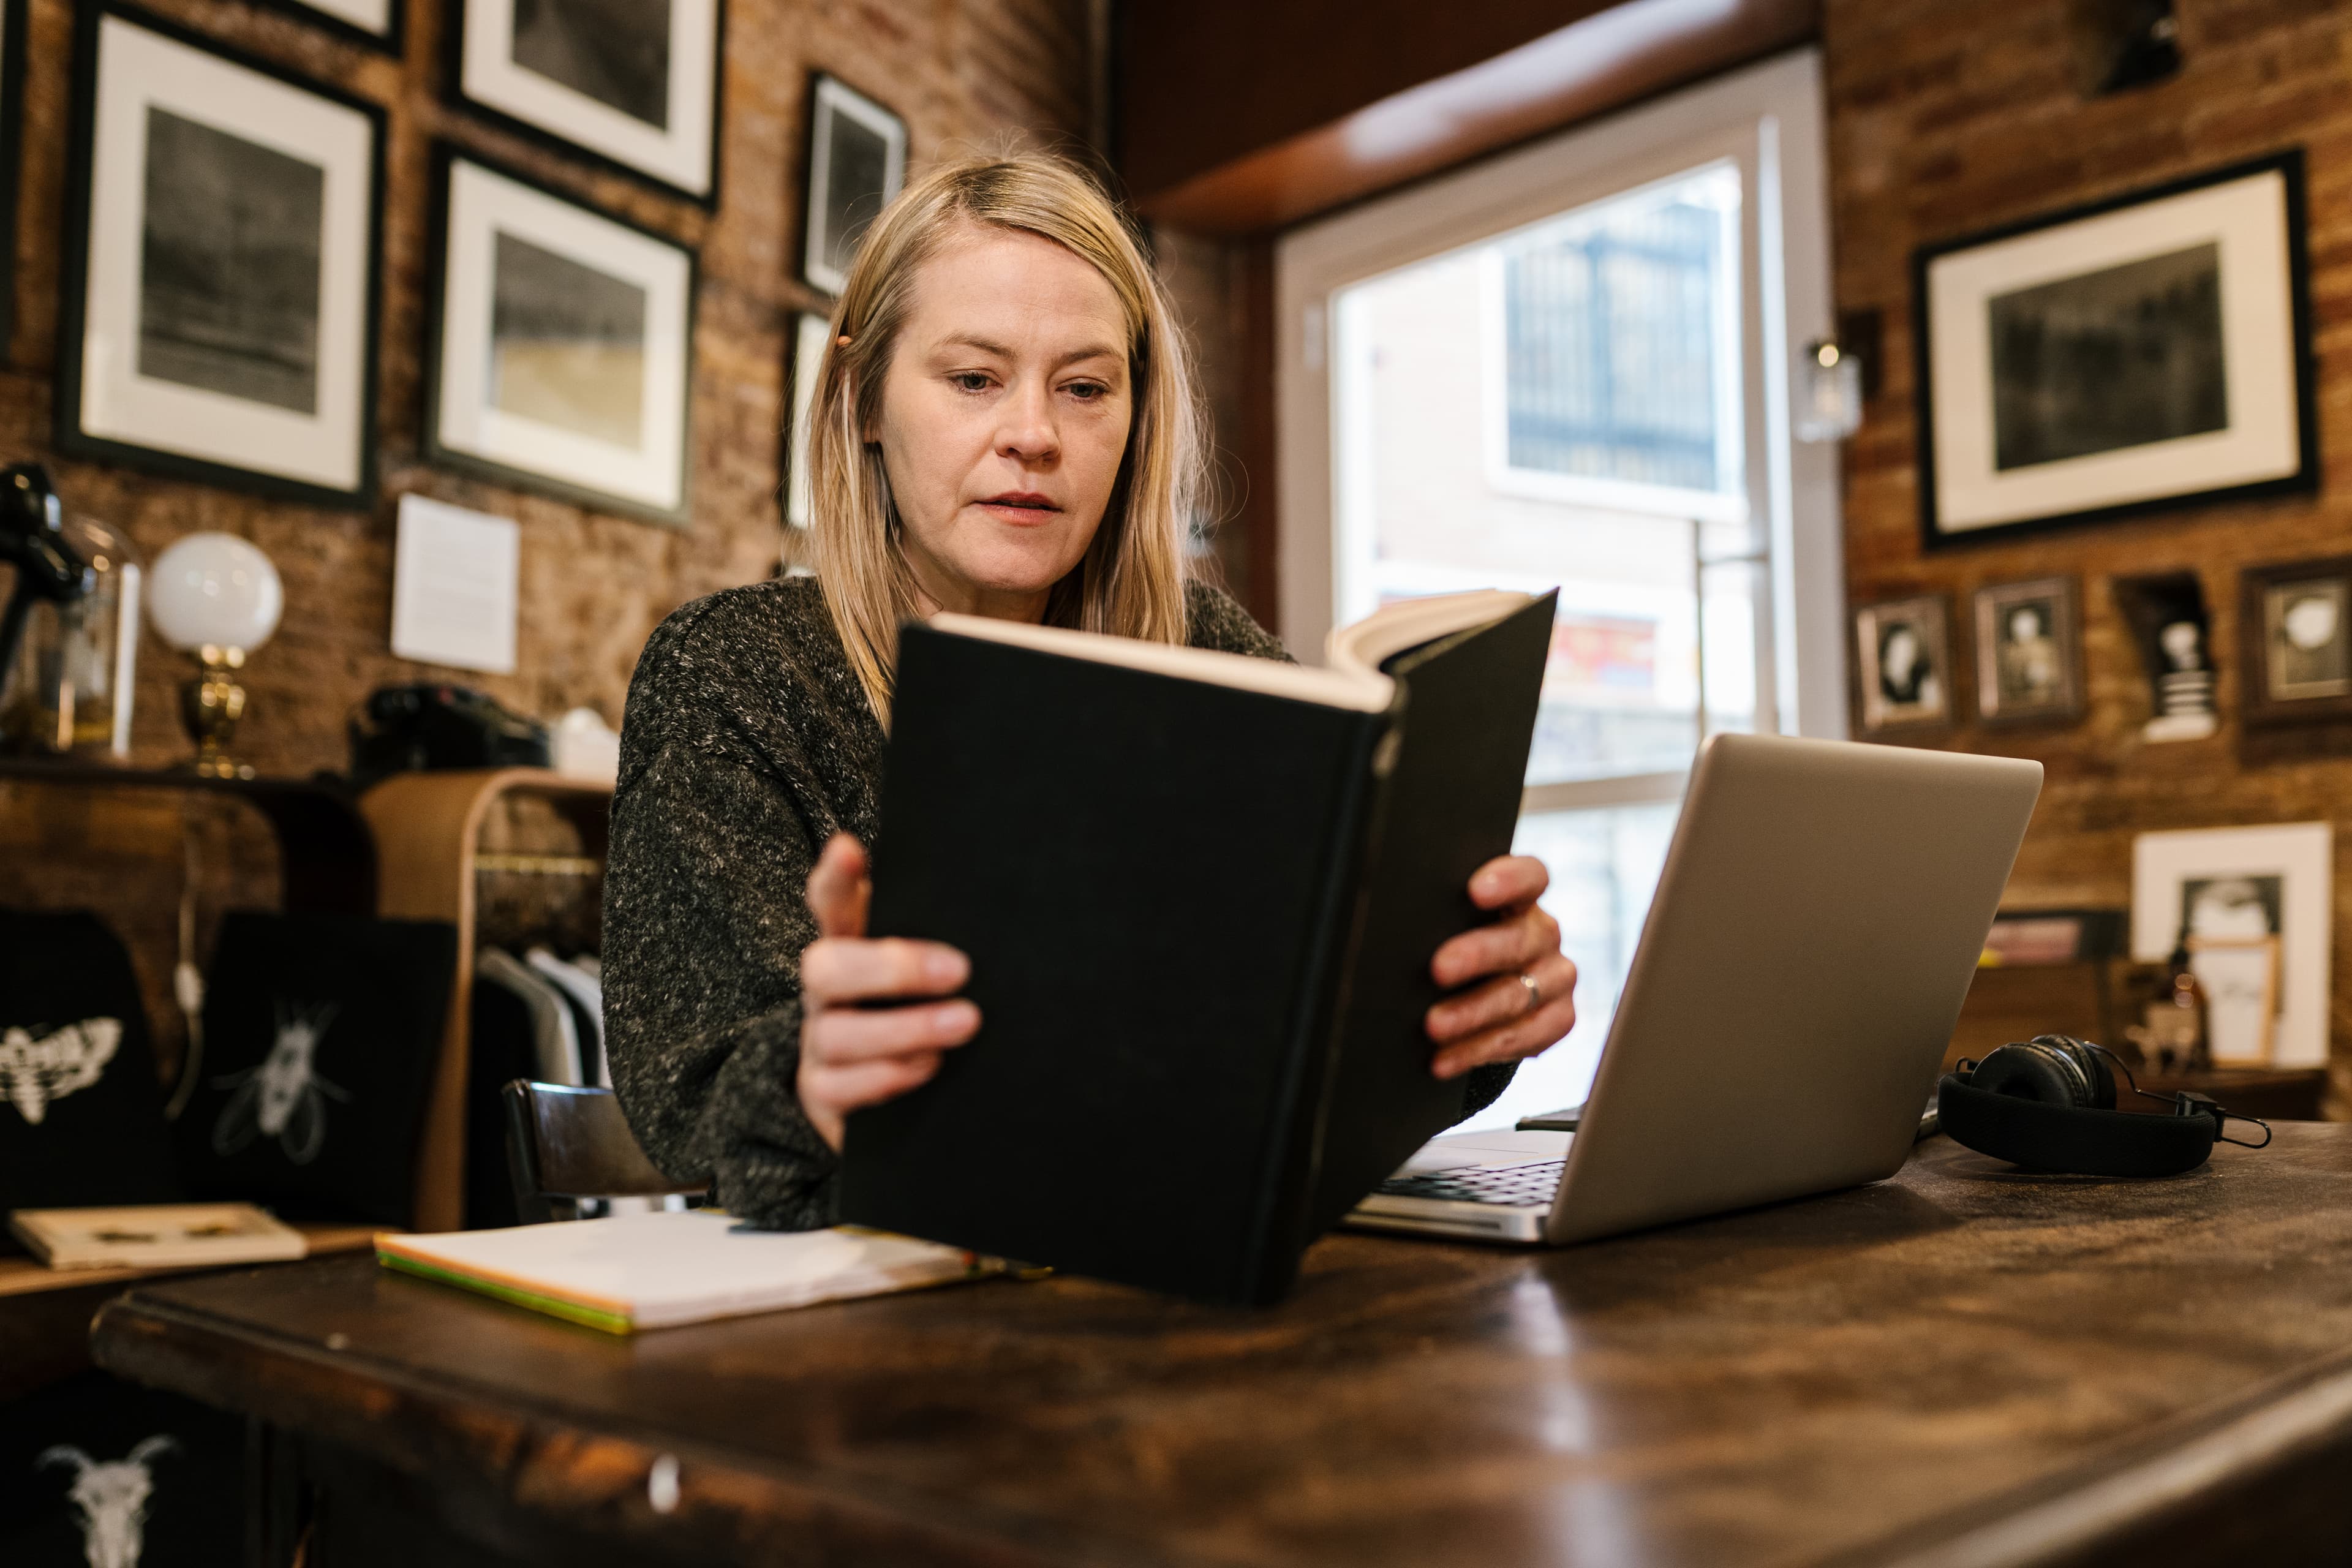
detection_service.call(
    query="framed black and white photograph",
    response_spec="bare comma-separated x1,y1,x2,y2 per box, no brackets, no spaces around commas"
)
1915,151,2316,548
454,0,723,204
1853,594,1952,735
2241,555,2352,725
254,0,405,51
783,311,829,528
1972,576,2082,724
802,73,905,296
426,150,696,526
57,4,386,507
2133,823,2333,1067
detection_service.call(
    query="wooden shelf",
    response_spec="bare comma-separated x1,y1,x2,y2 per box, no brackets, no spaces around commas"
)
0,756,376,912
361,769,612,1233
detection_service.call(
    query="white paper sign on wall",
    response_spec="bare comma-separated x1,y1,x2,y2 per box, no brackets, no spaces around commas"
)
390,494,520,676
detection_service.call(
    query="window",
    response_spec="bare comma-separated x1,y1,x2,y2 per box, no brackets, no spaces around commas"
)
1278,51,1845,1129
1498,165,1743,505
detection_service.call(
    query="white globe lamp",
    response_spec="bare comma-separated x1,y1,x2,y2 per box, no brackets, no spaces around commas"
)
148,533,284,778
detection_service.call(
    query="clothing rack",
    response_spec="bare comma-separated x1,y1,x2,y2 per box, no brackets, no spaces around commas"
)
361,769,612,1232
475,853,605,877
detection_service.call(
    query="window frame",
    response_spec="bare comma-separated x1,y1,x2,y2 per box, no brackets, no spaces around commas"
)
1275,48,1849,799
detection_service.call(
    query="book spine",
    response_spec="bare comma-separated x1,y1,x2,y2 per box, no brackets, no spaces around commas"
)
1231,707,1399,1304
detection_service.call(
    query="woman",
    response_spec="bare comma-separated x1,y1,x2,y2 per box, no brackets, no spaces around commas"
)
603,153,1579,1227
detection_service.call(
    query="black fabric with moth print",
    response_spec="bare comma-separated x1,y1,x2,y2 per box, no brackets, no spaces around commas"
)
0,910,183,1213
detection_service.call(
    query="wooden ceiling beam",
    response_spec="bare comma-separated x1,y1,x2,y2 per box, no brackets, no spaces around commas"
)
1130,0,1820,235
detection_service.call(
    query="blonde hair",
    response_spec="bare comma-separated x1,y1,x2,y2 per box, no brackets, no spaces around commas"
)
804,151,1201,720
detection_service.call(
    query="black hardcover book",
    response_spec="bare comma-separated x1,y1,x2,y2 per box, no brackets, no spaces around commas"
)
839,589,1557,1304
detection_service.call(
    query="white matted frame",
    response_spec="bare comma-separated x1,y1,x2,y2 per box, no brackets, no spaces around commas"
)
456,0,723,204
1917,152,2316,546
802,73,906,296
426,150,696,526
2131,821,2333,1068
58,4,385,507
1276,49,1847,778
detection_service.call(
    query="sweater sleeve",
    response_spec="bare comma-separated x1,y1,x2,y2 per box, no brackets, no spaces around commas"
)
602,615,844,1229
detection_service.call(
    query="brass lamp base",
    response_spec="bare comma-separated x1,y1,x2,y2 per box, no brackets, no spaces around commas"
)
181,644,255,780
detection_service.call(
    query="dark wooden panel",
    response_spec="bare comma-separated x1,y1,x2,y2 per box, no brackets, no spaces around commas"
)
90,1125,2352,1567
1123,0,1819,232
1119,0,1621,199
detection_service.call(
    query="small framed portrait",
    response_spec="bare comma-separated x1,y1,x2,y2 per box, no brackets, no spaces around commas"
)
2241,556,2352,723
56,4,386,508
2133,822,2333,1066
454,0,723,205
1972,576,2082,724
253,0,405,51
425,150,696,526
1914,151,2316,548
1853,594,1952,734
802,73,906,296
782,311,830,529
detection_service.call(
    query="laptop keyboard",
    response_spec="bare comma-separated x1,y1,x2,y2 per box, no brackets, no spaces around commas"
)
1375,1158,1564,1208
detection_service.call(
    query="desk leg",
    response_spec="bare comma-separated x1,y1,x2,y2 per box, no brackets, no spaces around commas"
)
246,1420,307,1568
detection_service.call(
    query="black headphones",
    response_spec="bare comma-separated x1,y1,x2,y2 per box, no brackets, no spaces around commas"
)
1937,1035,2271,1177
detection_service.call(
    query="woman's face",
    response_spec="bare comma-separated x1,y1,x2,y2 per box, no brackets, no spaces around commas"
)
869,225,1134,620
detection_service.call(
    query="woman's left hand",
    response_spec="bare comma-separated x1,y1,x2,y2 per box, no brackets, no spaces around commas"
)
1425,855,1578,1080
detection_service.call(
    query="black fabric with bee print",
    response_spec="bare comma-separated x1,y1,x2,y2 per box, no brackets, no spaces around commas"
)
172,911,456,1227
0,909,184,1217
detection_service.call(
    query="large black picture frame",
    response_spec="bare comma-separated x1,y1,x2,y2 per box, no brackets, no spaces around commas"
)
422,143,700,529
251,0,408,54
1912,150,2318,551
447,0,727,210
55,1,388,510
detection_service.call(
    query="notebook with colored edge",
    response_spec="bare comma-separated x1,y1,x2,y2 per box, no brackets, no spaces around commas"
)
375,1211,999,1333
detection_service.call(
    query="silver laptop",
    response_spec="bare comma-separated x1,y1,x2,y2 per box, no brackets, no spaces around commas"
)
1347,732,2042,1246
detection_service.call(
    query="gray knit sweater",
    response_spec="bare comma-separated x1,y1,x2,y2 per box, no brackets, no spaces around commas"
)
603,575,1515,1227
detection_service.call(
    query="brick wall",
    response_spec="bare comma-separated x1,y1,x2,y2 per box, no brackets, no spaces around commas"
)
0,0,1095,1074
1823,0,2352,1109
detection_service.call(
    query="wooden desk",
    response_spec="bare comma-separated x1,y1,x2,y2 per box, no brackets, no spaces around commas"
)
92,1128,2352,1567
1,1224,377,1404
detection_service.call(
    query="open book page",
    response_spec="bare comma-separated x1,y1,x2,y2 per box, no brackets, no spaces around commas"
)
1327,590,1537,676
377,1212,994,1332
928,613,1393,711
929,589,1536,709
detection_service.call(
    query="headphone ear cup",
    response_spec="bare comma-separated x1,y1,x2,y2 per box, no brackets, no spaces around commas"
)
2036,1035,2117,1110
1969,1043,2084,1106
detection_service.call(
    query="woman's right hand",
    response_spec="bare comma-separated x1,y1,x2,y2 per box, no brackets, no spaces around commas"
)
796,832,979,1152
